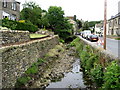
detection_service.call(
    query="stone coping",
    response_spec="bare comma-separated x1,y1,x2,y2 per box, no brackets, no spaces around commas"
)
0,30,29,33
0,35,59,50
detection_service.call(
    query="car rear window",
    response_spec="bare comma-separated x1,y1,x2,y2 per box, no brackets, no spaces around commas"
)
92,35,98,38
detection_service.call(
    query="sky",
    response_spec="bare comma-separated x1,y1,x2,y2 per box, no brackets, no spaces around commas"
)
18,0,120,21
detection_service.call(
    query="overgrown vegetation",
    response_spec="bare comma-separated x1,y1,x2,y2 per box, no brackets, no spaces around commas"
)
15,44,65,88
15,58,46,87
70,37,120,89
102,61,120,89
1,19,38,32
20,2,74,41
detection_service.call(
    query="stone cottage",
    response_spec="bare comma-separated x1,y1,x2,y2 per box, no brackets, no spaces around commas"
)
107,1,120,36
0,0,20,21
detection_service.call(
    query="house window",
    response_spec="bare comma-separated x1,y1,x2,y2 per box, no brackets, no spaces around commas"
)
109,21,111,27
12,2,17,11
3,0,7,8
118,18,120,25
114,19,117,25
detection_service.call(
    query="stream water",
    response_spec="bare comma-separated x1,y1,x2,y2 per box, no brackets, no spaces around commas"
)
45,58,86,89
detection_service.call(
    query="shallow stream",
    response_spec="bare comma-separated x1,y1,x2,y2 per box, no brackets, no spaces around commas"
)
45,58,86,89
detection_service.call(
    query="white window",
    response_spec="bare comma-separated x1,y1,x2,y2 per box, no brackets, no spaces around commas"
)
12,2,16,10
3,0,7,8
12,3,14,10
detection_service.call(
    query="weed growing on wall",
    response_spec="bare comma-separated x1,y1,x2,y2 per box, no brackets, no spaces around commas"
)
15,76,31,87
15,58,46,87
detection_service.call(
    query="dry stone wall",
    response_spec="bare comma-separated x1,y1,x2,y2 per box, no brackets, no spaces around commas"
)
0,30,30,45
0,35,59,88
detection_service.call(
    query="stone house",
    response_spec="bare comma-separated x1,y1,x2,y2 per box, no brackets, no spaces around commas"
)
107,1,120,36
95,21,109,36
0,0,20,21
108,13,120,35
66,16,78,35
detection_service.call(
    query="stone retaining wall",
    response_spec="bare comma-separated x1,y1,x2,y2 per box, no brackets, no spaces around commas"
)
0,35,59,88
0,30,30,45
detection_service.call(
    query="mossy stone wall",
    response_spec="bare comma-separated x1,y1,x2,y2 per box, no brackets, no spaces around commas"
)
0,35,59,88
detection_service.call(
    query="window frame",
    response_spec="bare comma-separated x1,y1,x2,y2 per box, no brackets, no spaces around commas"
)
11,2,17,11
3,0,7,8
118,18,120,25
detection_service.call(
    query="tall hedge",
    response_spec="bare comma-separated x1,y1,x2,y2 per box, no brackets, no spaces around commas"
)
1,19,38,32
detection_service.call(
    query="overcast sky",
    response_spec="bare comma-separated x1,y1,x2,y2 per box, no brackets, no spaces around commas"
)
18,0,120,21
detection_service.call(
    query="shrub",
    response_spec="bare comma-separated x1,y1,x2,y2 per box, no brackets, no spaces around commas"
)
85,54,99,71
80,50,90,69
55,29,72,41
91,64,104,87
1,19,38,32
102,61,120,89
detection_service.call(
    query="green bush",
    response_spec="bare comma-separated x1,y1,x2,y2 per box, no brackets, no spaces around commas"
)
55,29,72,41
71,38,120,89
91,64,104,87
85,54,99,71
1,19,38,32
102,61,120,89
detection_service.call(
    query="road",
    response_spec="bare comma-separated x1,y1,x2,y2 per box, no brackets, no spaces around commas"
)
78,36,120,58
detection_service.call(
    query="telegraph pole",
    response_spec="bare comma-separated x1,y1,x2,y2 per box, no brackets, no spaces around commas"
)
104,0,107,50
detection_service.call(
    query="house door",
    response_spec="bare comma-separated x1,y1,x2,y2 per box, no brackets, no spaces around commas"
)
111,29,114,35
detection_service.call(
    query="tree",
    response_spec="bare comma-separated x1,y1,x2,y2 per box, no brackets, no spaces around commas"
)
82,21,90,30
20,2,42,28
47,6,65,30
47,6,73,40
76,19,82,29
88,21,101,27
41,12,49,29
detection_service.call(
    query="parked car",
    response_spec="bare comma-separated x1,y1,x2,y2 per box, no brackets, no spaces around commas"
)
89,34,99,42
82,30,91,39
80,32,83,37
86,34,93,40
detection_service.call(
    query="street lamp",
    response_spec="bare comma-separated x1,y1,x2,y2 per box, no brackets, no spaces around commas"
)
104,0,107,50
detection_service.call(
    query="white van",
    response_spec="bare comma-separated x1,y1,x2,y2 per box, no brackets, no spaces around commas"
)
83,30,91,38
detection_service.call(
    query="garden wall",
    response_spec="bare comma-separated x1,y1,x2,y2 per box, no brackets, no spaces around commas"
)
0,35,59,88
0,30,30,45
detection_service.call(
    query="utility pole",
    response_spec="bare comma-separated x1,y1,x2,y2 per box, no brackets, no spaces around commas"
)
104,0,107,50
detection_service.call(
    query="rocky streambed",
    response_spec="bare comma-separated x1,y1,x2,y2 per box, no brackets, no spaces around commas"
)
29,45,87,89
